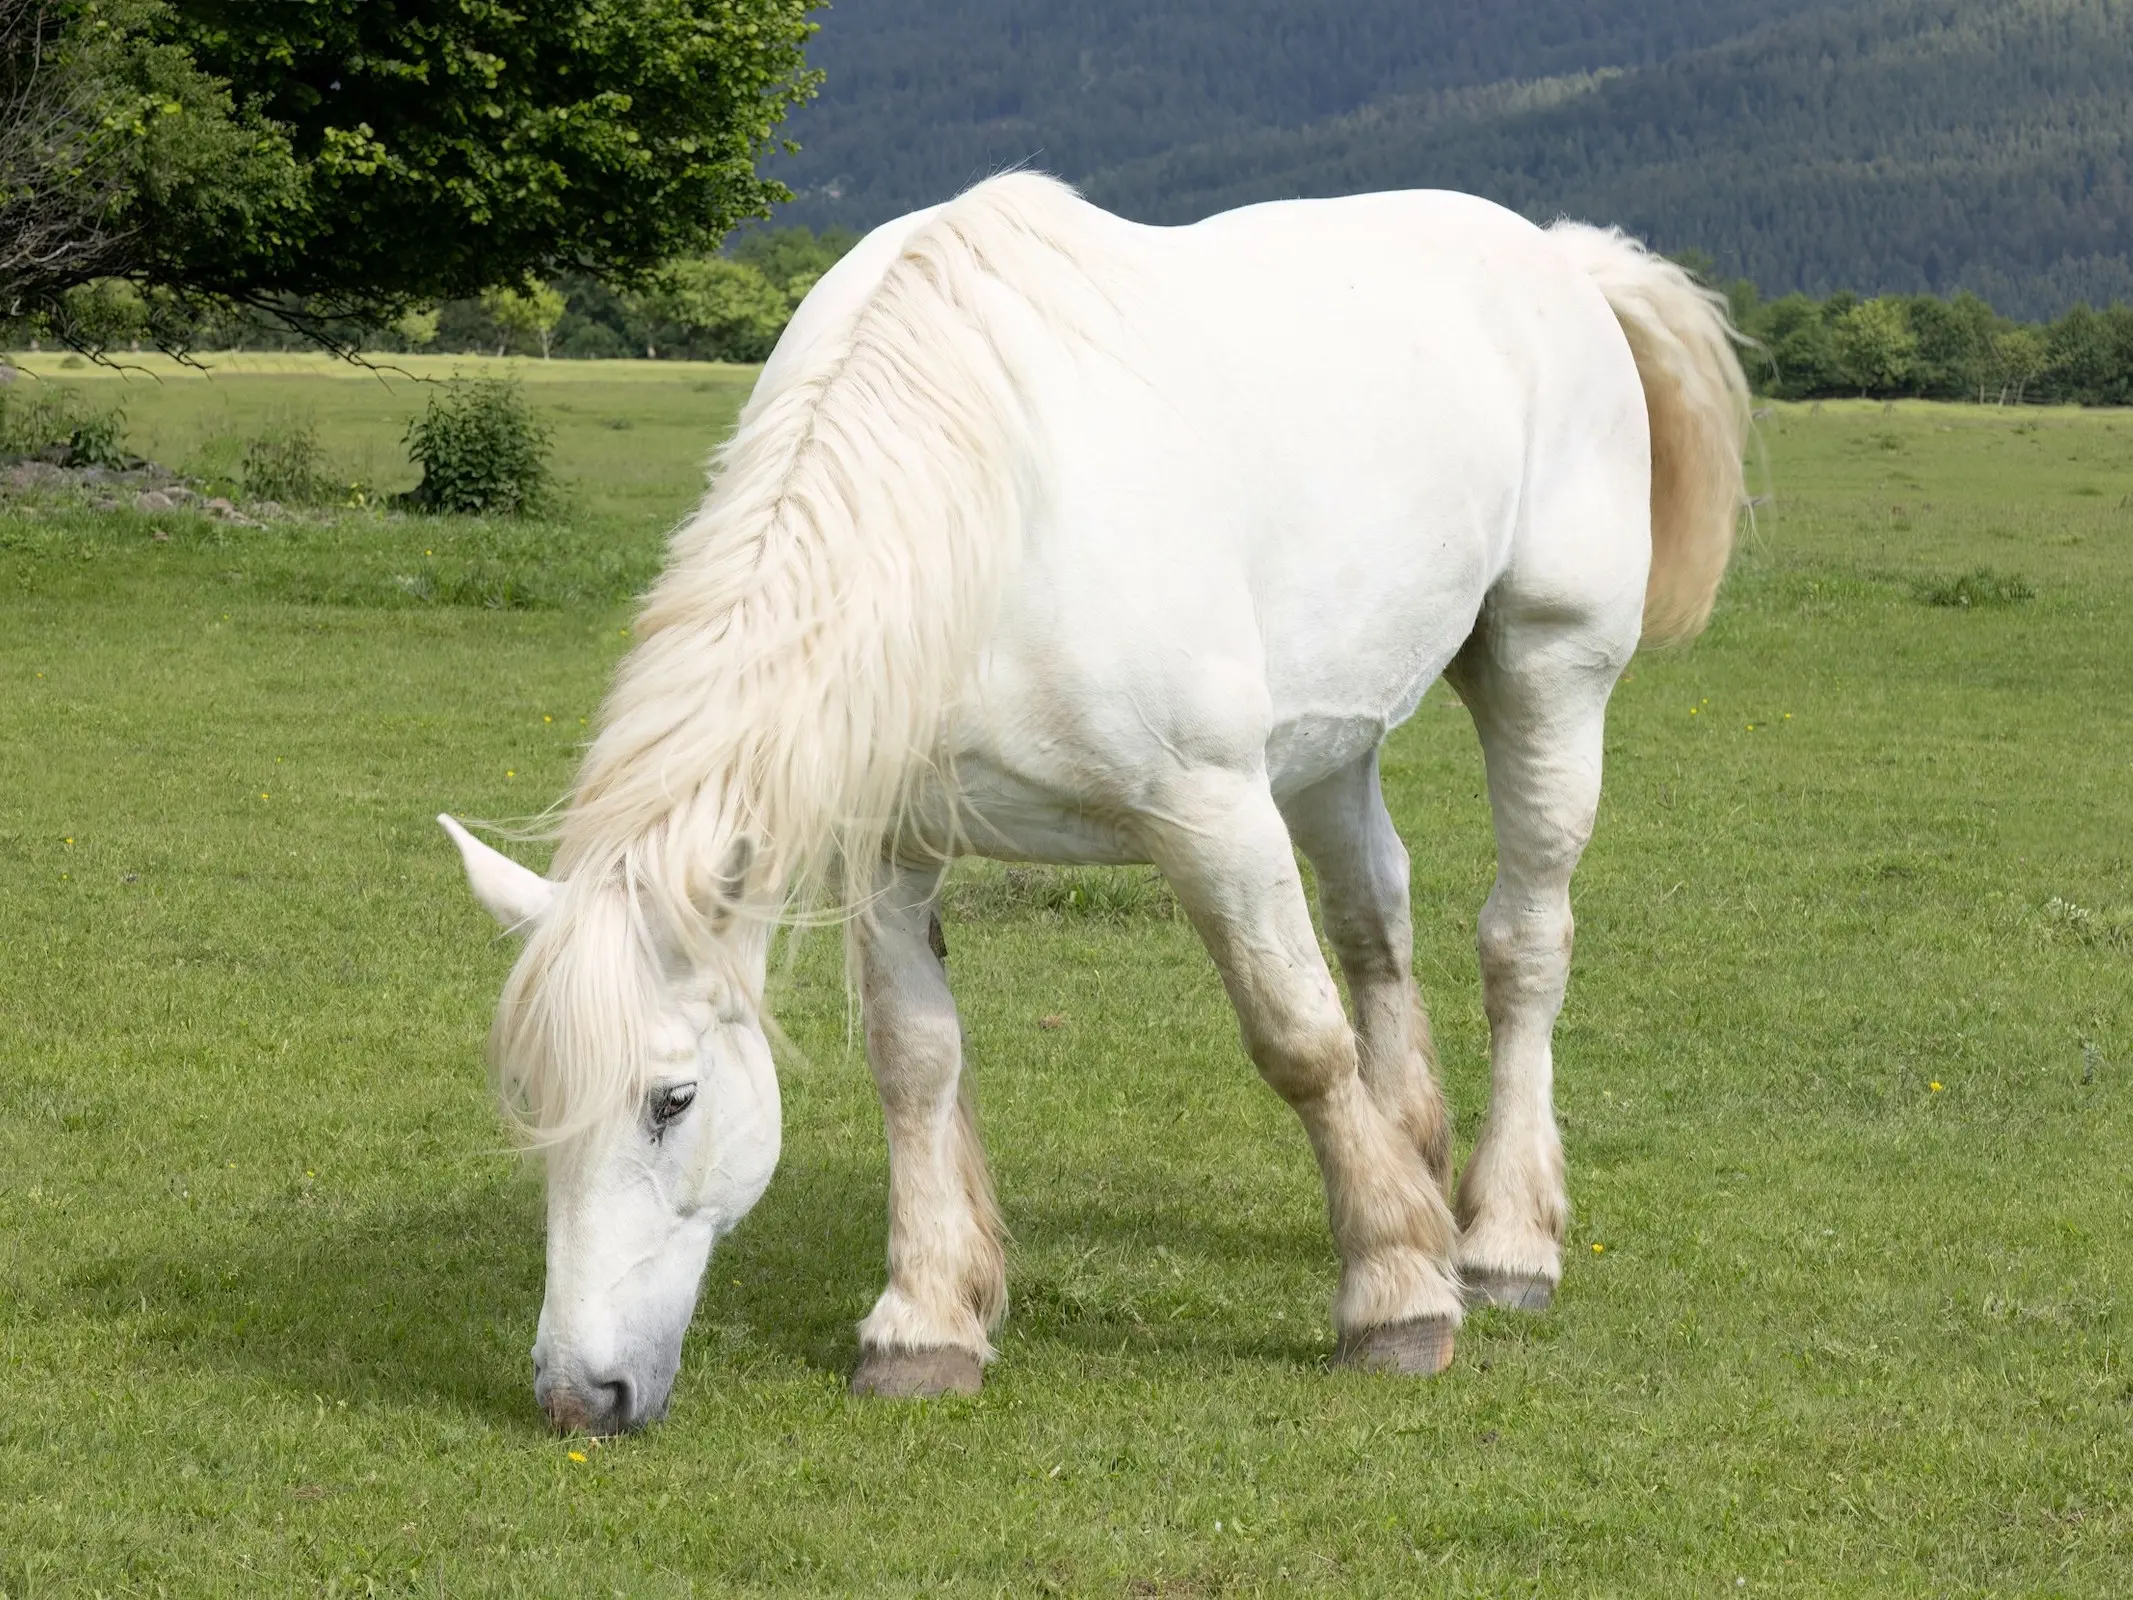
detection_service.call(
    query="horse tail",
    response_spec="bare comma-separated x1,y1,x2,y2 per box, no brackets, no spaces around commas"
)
1549,222,1752,646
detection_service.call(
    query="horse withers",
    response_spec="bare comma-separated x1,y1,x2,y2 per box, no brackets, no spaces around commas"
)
443,174,1749,1433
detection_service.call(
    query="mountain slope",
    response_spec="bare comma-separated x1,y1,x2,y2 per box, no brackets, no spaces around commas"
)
1084,0,2133,318
773,0,2133,317
771,1,1832,227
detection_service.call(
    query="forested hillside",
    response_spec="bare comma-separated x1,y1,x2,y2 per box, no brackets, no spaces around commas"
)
774,0,2133,319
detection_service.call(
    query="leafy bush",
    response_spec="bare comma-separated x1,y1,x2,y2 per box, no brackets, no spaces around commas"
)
240,411,330,504
0,383,130,467
62,407,128,469
400,380,554,515
1914,568,2036,608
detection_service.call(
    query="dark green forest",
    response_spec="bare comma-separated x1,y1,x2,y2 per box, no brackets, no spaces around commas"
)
765,1,1830,226
771,0,2133,321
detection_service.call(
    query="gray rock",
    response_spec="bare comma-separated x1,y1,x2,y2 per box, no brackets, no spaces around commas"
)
251,500,283,518
204,497,236,515
134,490,174,512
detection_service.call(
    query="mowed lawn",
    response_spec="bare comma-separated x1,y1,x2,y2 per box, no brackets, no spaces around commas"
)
1,363,2129,1596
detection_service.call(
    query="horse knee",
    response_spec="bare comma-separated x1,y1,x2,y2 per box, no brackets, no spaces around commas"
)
1477,897,1574,1019
1244,1005,1355,1105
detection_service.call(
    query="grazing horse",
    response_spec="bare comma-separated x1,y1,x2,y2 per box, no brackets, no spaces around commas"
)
442,173,1748,1434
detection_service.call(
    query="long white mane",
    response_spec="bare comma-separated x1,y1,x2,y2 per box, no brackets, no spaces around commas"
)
492,173,1104,1142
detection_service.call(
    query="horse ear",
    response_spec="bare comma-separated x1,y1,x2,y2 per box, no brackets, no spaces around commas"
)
438,815,556,932
684,833,758,927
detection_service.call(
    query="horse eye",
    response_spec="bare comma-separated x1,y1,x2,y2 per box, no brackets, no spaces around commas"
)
651,1083,697,1130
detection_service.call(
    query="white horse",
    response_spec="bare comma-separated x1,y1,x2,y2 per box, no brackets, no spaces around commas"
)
443,173,1748,1433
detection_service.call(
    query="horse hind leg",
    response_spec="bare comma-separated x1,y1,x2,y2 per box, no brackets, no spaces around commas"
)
1445,604,1632,1313
1146,768,1461,1375
849,870,1005,1398
1281,749,1452,1190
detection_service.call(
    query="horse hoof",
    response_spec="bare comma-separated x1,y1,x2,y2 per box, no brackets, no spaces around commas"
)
1463,1270,1556,1312
849,1346,984,1399
1334,1316,1456,1376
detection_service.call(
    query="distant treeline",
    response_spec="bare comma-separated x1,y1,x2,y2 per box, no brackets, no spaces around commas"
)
166,228,862,366
131,223,2133,407
1725,281,2133,407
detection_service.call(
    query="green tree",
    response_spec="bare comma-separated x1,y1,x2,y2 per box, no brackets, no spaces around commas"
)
1758,294,1841,398
1991,327,2046,405
2044,306,2114,402
728,224,861,303
392,306,440,350
1833,298,1917,396
2,0,301,341
7,0,821,349
628,256,792,362
482,283,569,360
1903,293,1996,401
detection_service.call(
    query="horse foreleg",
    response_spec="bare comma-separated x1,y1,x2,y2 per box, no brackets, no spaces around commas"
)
1146,769,1462,1375
849,865,1005,1397
1281,750,1452,1190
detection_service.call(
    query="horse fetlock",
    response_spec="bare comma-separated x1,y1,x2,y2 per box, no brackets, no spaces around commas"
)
1455,1201,1566,1300
1332,1241,1464,1337
858,1283,996,1363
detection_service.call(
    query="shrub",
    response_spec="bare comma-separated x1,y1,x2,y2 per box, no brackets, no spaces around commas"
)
1913,568,2036,608
0,384,130,467
240,411,330,504
401,380,554,515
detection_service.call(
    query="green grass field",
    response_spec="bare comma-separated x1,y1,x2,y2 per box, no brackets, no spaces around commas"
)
2,362,2129,1595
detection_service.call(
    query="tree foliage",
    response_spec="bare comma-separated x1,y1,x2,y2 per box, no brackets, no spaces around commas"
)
482,283,568,360
1,0,299,339
4,0,821,346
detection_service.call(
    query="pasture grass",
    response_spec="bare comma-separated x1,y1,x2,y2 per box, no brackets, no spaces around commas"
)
2,383,2130,1595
